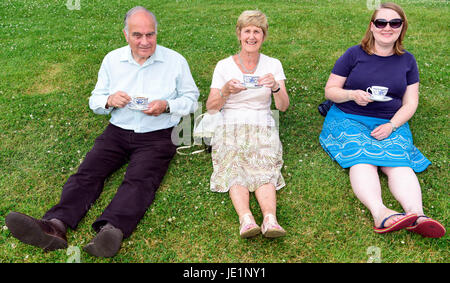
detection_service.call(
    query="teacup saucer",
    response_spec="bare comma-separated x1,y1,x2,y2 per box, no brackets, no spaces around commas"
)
128,104,148,110
243,84,263,89
370,95,392,102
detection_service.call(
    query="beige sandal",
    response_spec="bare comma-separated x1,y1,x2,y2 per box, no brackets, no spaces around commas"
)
261,214,286,238
239,213,261,238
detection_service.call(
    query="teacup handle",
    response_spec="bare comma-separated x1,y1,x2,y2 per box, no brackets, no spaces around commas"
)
366,87,372,94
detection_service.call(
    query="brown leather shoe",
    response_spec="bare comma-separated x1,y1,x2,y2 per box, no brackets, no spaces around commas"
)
5,212,68,251
83,224,123,258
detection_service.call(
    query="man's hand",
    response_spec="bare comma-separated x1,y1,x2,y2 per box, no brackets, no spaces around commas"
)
106,91,131,108
141,100,168,116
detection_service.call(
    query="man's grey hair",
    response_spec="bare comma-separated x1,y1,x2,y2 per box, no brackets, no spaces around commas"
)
124,6,158,36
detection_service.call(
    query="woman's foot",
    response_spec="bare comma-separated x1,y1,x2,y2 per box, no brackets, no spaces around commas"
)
406,216,446,238
261,214,286,238
239,213,260,238
373,209,417,234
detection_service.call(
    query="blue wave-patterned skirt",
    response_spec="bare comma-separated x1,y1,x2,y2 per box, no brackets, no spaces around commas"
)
319,105,431,172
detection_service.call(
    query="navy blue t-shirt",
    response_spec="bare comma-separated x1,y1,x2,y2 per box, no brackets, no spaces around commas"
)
332,45,420,119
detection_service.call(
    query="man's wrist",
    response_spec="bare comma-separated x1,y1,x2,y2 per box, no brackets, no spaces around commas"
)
164,100,170,113
105,96,112,109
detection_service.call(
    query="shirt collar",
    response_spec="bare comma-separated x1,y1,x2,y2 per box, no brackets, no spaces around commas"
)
120,45,165,66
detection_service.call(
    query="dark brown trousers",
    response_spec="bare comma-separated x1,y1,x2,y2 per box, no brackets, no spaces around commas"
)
43,123,176,238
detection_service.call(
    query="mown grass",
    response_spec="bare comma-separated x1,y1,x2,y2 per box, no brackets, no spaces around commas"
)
0,0,448,263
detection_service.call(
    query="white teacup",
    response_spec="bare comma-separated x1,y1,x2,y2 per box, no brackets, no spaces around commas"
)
129,95,149,110
243,74,260,88
366,86,388,98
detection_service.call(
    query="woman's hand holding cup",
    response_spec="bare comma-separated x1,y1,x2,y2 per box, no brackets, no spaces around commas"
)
349,89,373,106
224,79,247,97
258,73,278,90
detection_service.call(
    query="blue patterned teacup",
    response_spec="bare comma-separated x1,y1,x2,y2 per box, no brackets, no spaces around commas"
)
129,96,149,110
366,86,388,98
243,75,260,88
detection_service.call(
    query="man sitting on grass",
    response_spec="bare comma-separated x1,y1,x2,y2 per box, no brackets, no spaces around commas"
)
5,6,199,258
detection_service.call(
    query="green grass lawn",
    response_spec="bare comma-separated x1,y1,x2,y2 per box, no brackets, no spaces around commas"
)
0,0,448,263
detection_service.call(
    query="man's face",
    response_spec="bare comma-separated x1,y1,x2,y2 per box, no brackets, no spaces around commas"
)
124,11,157,64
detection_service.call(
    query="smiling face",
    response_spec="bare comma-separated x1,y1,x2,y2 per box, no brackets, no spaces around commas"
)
238,25,265,53
370,8,403,49
124,11,157,64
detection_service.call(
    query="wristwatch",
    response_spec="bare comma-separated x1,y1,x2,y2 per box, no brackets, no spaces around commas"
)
271,84,281,94
389,121,398,132
164,101,170,113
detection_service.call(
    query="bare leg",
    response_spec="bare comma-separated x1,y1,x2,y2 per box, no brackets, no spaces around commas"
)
255,183,286,237
229,185,260,238
349,164,408,228
381,166,425,224
254,183,277,218
229,184,253,220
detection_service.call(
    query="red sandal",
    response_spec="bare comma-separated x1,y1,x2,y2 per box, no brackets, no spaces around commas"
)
406,216,446,238
373,213,417,234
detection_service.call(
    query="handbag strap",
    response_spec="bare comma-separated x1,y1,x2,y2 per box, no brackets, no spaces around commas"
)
176,145,205,155
176,113,208,155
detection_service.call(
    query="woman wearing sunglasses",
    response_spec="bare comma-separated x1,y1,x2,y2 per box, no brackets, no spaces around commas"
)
319,2,445,237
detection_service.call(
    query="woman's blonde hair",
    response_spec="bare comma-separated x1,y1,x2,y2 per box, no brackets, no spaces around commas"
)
236,10,268,38
361,2,408,55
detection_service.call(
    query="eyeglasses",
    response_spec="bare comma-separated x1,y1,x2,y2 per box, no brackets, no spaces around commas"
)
372,18,403,29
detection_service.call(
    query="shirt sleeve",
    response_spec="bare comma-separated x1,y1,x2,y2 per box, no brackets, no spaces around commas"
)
331,46,357,77
406,53,420,85
89,56,114,115
210,60,227,89
273,58,286,81
167,56,200,117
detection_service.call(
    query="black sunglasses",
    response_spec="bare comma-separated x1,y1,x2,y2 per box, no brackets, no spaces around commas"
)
372,18,403,29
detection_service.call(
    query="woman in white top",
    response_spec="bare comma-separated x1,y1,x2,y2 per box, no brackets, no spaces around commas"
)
206,10,290,238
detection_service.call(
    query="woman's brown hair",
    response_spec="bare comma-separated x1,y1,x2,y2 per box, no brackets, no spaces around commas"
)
361,2,408,55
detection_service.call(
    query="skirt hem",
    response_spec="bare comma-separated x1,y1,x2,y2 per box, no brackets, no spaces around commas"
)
210,181,285,193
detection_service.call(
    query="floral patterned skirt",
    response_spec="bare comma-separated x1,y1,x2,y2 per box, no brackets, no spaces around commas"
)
210,123,285,193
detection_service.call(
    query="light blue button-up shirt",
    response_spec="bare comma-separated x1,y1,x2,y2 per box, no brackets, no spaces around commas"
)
89,44,199,133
